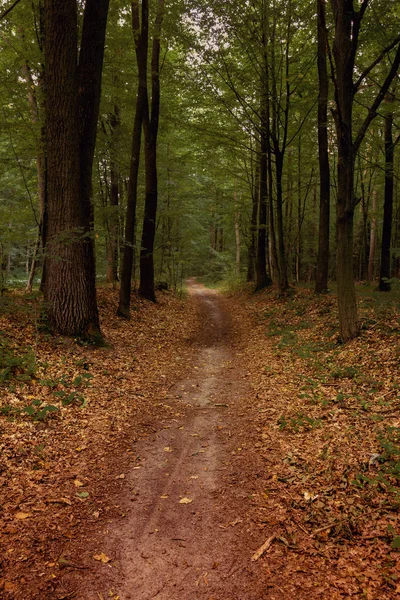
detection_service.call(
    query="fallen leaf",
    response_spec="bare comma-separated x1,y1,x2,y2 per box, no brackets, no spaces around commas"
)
76,491,89,498
163,447,173,452
179,497,193,504
15,512,31,520
93,553,111,563
74,479,84,488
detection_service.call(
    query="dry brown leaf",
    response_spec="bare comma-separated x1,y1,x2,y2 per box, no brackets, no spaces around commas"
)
93,553,111,564
15,512,31,520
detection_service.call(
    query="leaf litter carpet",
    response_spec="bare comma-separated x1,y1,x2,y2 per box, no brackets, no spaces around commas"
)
1,283,399,598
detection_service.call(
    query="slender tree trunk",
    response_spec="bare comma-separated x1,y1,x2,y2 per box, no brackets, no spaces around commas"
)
315,0,330,294
368,187,377,282
247,159,259,282
22,59,46,293
255,136,270,289
234,188,241,277
118,0,149,317
139,0,165,302
275,150,288,294
106,107,120,286
378,108,394,291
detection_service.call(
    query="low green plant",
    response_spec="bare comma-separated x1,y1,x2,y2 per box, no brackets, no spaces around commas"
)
23,400,59,421
278,412,322,432
40,371,93,407
354,427,400,496
0,343,35,383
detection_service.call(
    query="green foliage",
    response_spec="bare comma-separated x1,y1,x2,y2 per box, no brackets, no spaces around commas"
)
23,401,59,421
354,427,400,496
278,413,322,432
0,337,35,383
40,371,93,407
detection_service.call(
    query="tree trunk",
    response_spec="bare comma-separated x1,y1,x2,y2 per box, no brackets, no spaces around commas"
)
234,188,241,277
368,187,377,282
43,0,108,339
378,109,394,291
255,138,270,289
315,0,330,294
247,158,259,282
275,150,288,294
331,0,359,341
118,0,149,317
330,0,400,339
106,107,120,287
139,0,165,302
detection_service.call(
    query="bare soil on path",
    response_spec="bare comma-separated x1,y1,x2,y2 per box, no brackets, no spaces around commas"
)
57,281,271,599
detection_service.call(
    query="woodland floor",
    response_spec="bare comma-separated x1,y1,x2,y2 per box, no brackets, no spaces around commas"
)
1,280,400,599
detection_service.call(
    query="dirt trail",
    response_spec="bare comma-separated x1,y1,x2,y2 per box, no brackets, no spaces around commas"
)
103,282,268,599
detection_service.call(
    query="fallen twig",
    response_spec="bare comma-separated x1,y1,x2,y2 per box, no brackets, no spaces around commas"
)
251,534,276,561
311,521,337,537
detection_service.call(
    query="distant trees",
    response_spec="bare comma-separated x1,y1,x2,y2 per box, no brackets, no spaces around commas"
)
0,0,399,342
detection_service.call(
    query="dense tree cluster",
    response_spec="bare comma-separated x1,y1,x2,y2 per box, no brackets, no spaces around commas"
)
0,0,399,340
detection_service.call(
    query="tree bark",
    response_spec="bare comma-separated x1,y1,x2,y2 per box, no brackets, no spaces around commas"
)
368,187,377,282
315,0,330,294
118,0,149,317
330,0,400,339
247,158,259,282
106,106,120,286
43,0,109,339
139,0,165,302
378,108,394,291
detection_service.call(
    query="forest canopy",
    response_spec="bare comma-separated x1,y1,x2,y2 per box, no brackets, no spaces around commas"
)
0,0,399,341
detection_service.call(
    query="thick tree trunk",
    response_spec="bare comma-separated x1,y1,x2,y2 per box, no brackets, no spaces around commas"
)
43,0,108,339
44,0,99,337
139,0,165,302
331,0,359,341
315,0,330,294
378,110,394,291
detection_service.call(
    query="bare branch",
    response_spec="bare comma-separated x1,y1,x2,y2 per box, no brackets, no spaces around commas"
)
354,42,400,153
0,0,23,21
354,34,400,91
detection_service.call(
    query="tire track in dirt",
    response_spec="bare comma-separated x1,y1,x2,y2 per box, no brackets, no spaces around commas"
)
107,282,269,599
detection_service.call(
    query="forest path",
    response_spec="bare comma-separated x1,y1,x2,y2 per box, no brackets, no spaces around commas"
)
100,281,269,599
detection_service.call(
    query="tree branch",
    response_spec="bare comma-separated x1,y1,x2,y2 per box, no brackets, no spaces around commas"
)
354,34,400,92
354,42,400,153
0,0,23,21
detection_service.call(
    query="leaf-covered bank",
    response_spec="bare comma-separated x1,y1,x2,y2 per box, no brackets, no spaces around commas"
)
232,284,400,598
